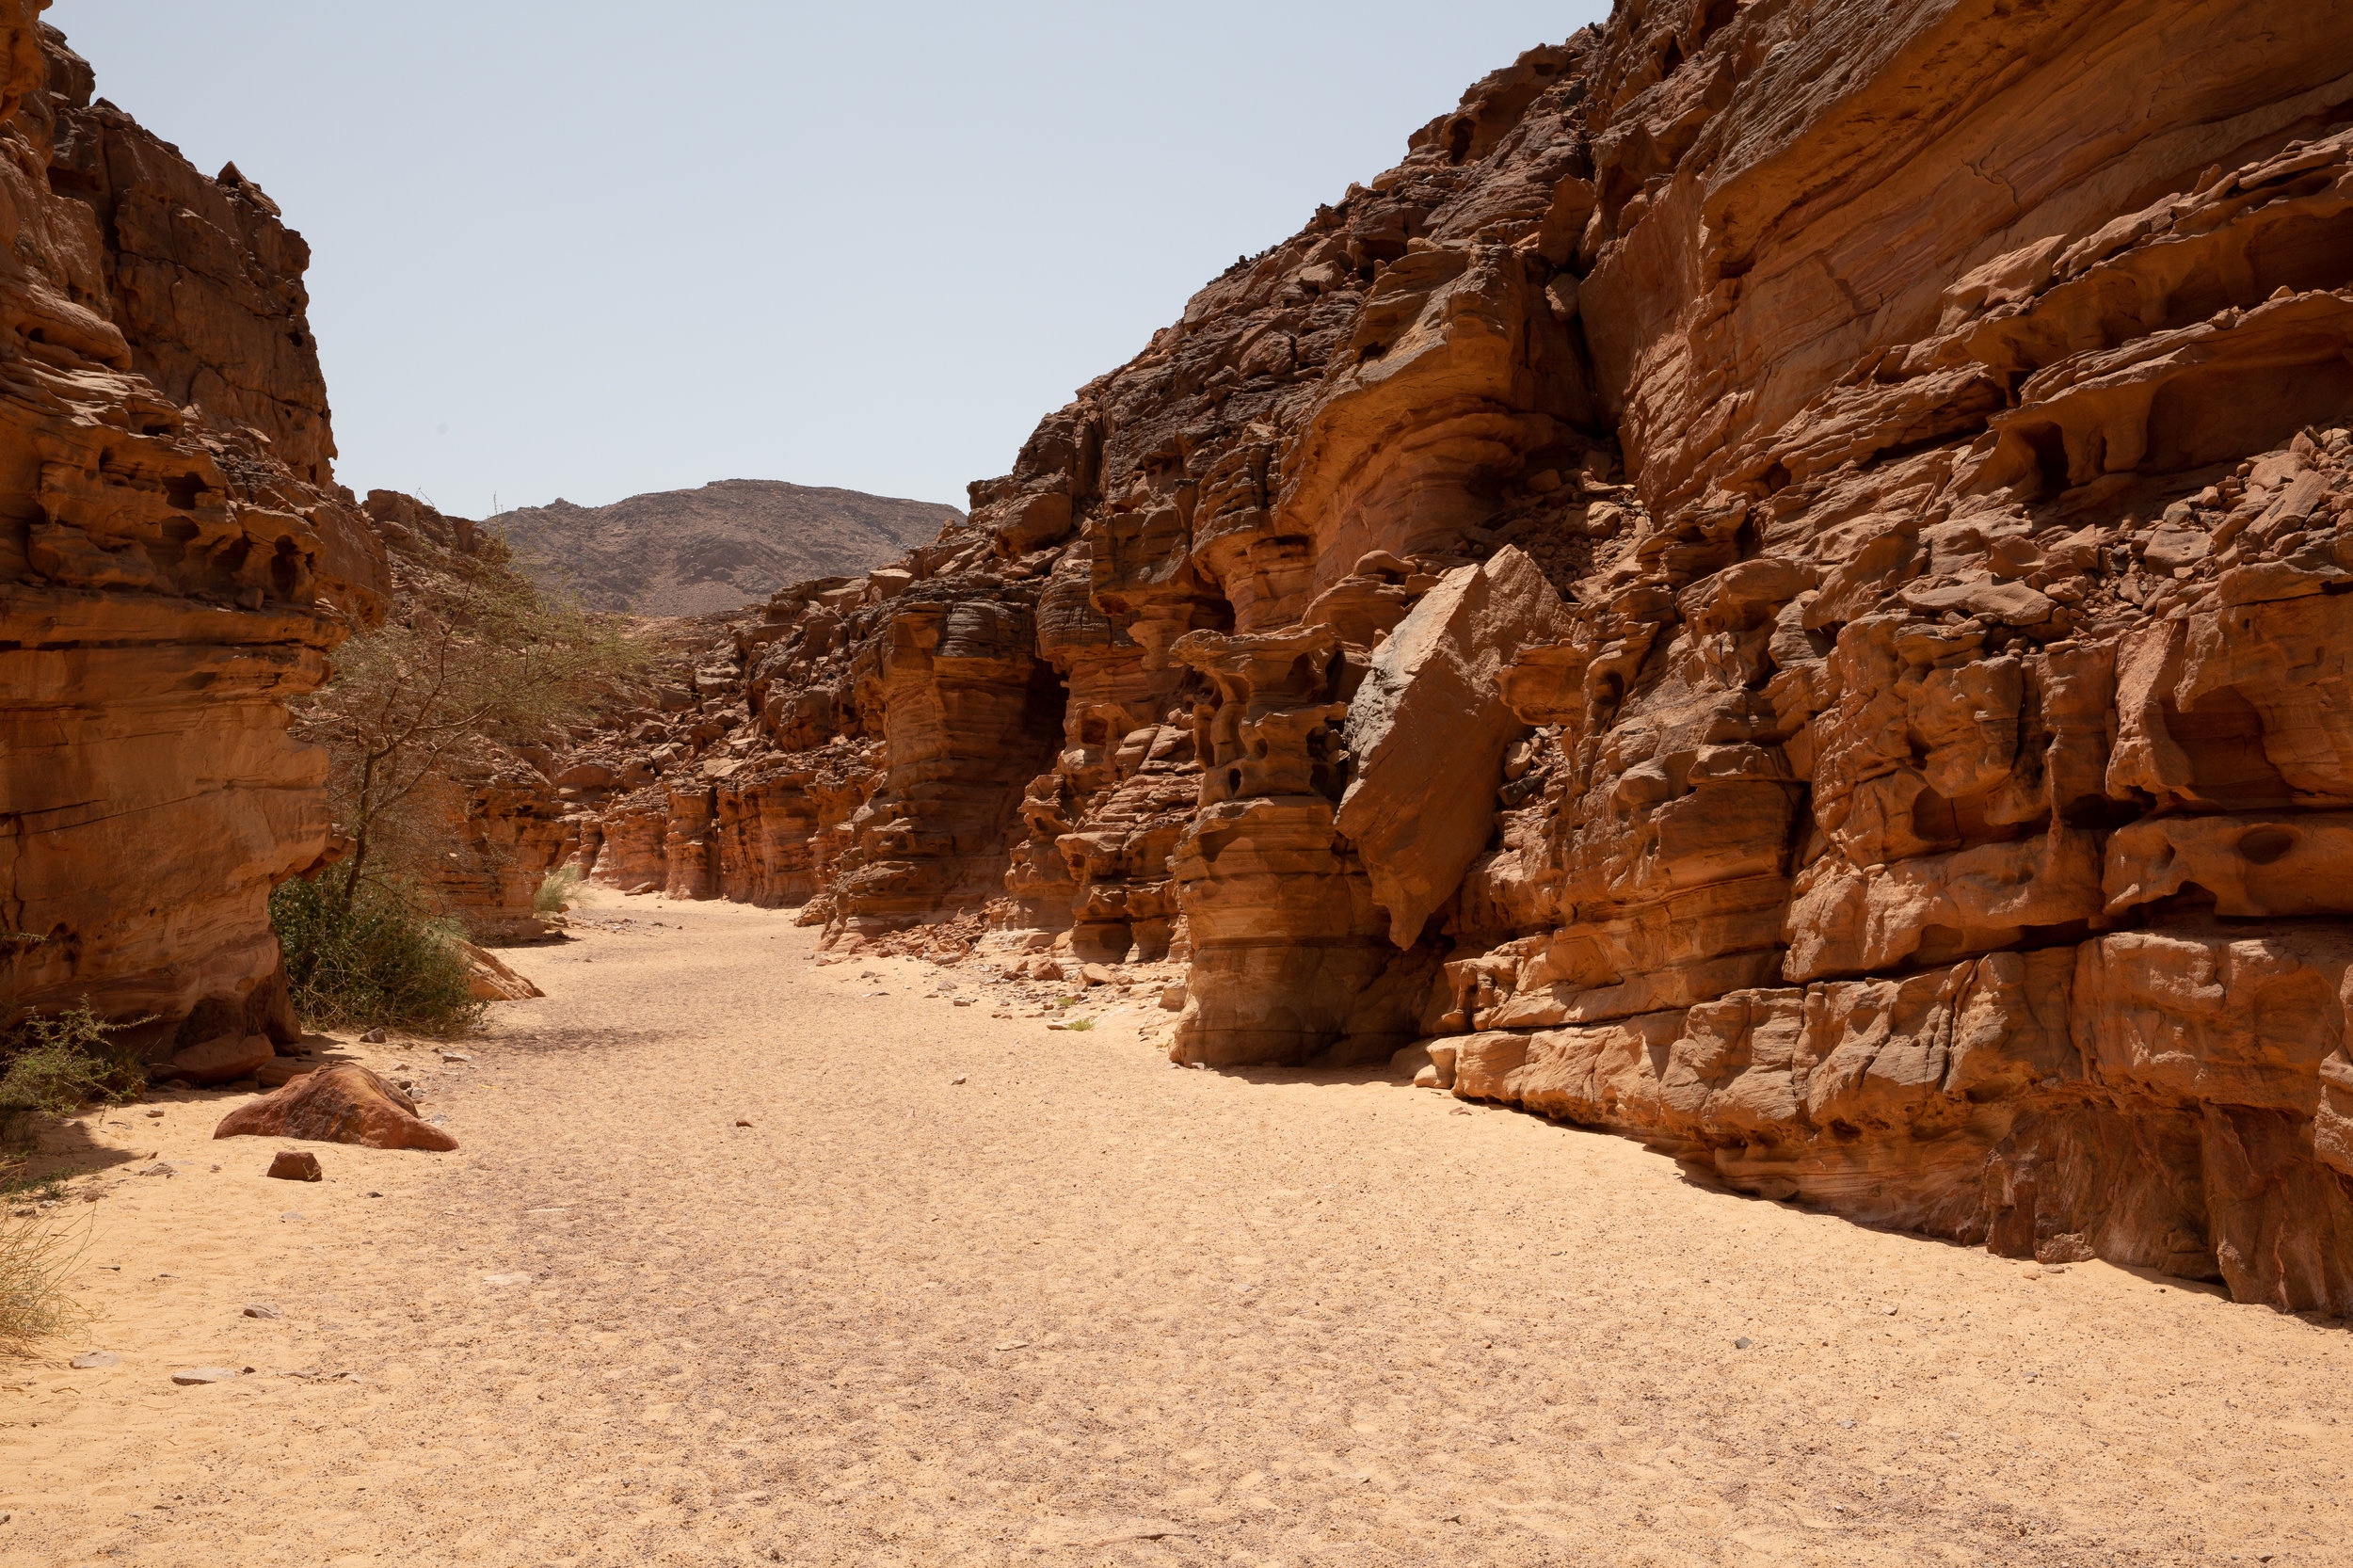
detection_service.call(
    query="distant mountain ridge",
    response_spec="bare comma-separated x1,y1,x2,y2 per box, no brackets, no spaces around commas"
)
492,479,963,616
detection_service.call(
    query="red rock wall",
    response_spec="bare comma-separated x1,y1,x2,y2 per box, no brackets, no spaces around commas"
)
0,10,385,1043
548,1,2353,1311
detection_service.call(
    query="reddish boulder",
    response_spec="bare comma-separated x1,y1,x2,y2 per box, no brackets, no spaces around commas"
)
265,1150,322,1181
460,941,543,1001
214,1065,457,1152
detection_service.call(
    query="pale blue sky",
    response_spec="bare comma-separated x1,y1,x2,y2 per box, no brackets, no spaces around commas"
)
52,2,1605,515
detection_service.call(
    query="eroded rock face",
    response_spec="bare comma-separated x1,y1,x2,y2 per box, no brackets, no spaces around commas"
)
537,1,2353,1309
0,13,386,1043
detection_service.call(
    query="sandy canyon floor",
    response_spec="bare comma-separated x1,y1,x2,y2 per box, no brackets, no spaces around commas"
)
3,893,2350,1566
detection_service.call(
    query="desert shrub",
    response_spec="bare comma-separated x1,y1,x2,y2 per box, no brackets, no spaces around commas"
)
296,570,650,905
271,876,484,1036
534,863,584,915
0,1004,145,1144
1064,1016,1096,1032
0,1211,85,1355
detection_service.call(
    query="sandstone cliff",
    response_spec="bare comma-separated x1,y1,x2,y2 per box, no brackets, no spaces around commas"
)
491,480,964,617
542,0,2353,1314
0,8,385,1051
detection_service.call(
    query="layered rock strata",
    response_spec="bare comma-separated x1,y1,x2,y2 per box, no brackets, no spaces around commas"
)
0,9,385,1047
531,0,2353,1311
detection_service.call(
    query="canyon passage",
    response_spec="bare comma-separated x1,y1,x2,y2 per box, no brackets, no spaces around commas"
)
7,891,2352,1565
11,0,2353,1559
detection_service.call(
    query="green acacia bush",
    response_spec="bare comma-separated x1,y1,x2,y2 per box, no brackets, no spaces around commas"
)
270,547,647,1035
270,877,484,1037
0,1004,144,1145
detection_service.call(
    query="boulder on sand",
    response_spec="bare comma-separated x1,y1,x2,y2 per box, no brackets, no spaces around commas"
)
215,1065,458,1152
460,941,543,1001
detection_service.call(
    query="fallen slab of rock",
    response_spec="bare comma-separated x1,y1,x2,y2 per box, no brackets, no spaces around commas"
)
461,942,543,1001
215,1065,458,1152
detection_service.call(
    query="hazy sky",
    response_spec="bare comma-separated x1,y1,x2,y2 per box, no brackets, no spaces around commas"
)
53,2,1606,516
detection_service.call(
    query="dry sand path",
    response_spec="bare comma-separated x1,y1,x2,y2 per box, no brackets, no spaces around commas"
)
5,892,2352,1566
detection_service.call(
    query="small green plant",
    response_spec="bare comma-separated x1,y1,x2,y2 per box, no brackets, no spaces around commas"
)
0,1003,146,1144
1064,1017,1096,1032
534,863,584,916
0,1209,88,1355
0,1171,67,1202
271,876,485,1037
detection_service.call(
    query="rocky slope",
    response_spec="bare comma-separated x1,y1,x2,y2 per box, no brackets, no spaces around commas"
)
523,0,2353,1314
490,480,963,616
0,8,385,1055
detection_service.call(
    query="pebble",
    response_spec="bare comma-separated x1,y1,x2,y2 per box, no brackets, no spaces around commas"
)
440,1050,472,1063
170,1368,239,1385
70,1352,120,1369
243,1304,284,1320
734,1118,753,1128
1733,1337,1753,1350
361,1029,386,1043
951,1076,968,1086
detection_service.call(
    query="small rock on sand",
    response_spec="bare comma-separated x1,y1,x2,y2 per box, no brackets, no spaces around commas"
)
171,1368,239,1385
266,1150,323,1181
70,1352,120,1369
734,1118,753,1128
242,1304,284,1320
361,1029,386,1043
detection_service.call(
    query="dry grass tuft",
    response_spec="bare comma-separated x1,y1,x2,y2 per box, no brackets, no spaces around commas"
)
0,1207,88,1355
